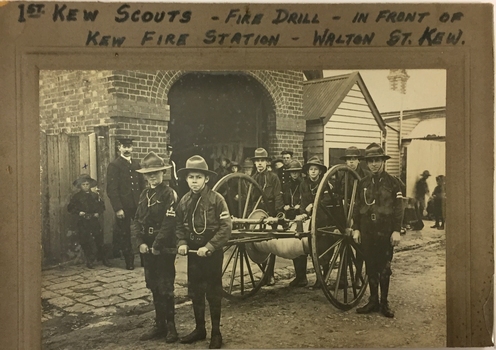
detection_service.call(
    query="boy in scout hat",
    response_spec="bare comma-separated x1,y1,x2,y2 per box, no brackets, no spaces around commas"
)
251,148,284,286
176,155,232,349
67,174,110,269
132,152,179,343
339,146,371,179
352,143,402,318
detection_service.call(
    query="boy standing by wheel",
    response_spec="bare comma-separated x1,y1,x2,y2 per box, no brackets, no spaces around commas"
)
352,143,402,318
176,155,232,349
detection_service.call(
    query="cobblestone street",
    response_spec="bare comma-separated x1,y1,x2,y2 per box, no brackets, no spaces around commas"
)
42,223,446,329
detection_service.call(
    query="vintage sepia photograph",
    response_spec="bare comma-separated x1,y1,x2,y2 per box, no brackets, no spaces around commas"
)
40,68,448,349
0,2,493,349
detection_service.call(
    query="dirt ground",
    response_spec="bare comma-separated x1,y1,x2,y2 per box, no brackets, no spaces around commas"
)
43,239,446,349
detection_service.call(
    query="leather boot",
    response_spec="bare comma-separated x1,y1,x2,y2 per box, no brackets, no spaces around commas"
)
165,322,178,343
124,253,135,270
181,299,207,344
180,328,207,344
289,255,308,287
357,277,380,314
209,332,223,349
140,307,166,341
380,274,394,318
164,297,178,343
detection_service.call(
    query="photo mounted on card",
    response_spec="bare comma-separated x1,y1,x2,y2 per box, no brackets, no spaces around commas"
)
0,2,493,349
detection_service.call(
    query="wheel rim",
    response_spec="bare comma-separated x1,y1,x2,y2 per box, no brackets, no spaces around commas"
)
213,173,275,299
310,164,368,310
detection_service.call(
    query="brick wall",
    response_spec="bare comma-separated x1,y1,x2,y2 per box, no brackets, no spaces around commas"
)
39,70,116,135
39,69,306,161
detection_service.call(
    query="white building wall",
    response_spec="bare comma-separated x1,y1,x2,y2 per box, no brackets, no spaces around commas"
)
323,84,382,166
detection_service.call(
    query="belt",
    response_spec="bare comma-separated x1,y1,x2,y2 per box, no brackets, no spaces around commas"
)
146,225,161,235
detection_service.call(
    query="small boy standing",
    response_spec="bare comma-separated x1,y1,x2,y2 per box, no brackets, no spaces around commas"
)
67,174,111,269
176,155,232,349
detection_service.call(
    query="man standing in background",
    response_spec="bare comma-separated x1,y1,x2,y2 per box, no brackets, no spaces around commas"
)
107,138,145,270
278,150,294,186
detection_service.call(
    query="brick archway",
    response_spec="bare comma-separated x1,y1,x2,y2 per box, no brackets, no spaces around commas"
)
151,70,283,119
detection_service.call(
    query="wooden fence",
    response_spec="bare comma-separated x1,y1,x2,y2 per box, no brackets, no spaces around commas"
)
41,130,114,266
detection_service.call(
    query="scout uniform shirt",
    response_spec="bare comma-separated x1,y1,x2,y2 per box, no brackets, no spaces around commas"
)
252,169,284,216
352,171,403,235
133,182,178,252
176,186,232,252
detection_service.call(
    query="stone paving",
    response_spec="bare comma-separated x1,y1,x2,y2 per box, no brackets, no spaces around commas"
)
42,221,445,324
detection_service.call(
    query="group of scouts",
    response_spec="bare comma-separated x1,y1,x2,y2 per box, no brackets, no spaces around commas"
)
66,137,406,348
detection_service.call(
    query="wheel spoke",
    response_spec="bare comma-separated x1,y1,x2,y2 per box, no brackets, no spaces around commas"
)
222,246,237,276
316,226,341,234
243,249,257,289
343,171,349,217
323,239,343,283
335,244,347,300
347,180,358,226
240,245,245,295
318,238,342,262
237,178,243,218
318,202,346,232
228,247,240,295
242,183,253,219
347,245,358,298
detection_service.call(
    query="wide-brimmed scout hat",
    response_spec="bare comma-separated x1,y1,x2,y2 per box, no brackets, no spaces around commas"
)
284,160,303,172
361,143,391,160
339,146,362,160
73,174,97,188
177,155,217,178
251,148,271,161
421,170,431,177
302,156,327,173
136,152,171,174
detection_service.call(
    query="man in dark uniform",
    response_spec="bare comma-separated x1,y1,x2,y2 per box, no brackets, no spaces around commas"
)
176,155,232,349
352,143,402,318
106,137,145,270
166,144,179,194
251,148,284,286
277,150,294,186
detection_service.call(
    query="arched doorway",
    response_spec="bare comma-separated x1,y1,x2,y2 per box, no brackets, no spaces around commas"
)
168,72,276,173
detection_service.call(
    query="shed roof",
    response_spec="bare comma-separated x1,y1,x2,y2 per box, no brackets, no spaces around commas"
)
303,72,386,132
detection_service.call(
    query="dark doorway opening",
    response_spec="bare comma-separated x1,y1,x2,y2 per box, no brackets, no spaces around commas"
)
168,72,274,173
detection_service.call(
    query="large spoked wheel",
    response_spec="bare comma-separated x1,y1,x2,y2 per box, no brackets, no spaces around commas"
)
310,164,368,310
213,173,276,300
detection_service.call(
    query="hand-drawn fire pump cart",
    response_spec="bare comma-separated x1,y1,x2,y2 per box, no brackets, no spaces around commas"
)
212,164,366,310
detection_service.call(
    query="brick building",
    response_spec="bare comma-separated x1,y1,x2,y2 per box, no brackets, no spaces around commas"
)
39,69,313,264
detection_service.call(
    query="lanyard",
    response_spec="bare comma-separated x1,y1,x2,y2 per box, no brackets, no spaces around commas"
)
191,195,207,235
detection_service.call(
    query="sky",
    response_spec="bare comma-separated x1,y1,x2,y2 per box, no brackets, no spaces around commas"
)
323,70,447,113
